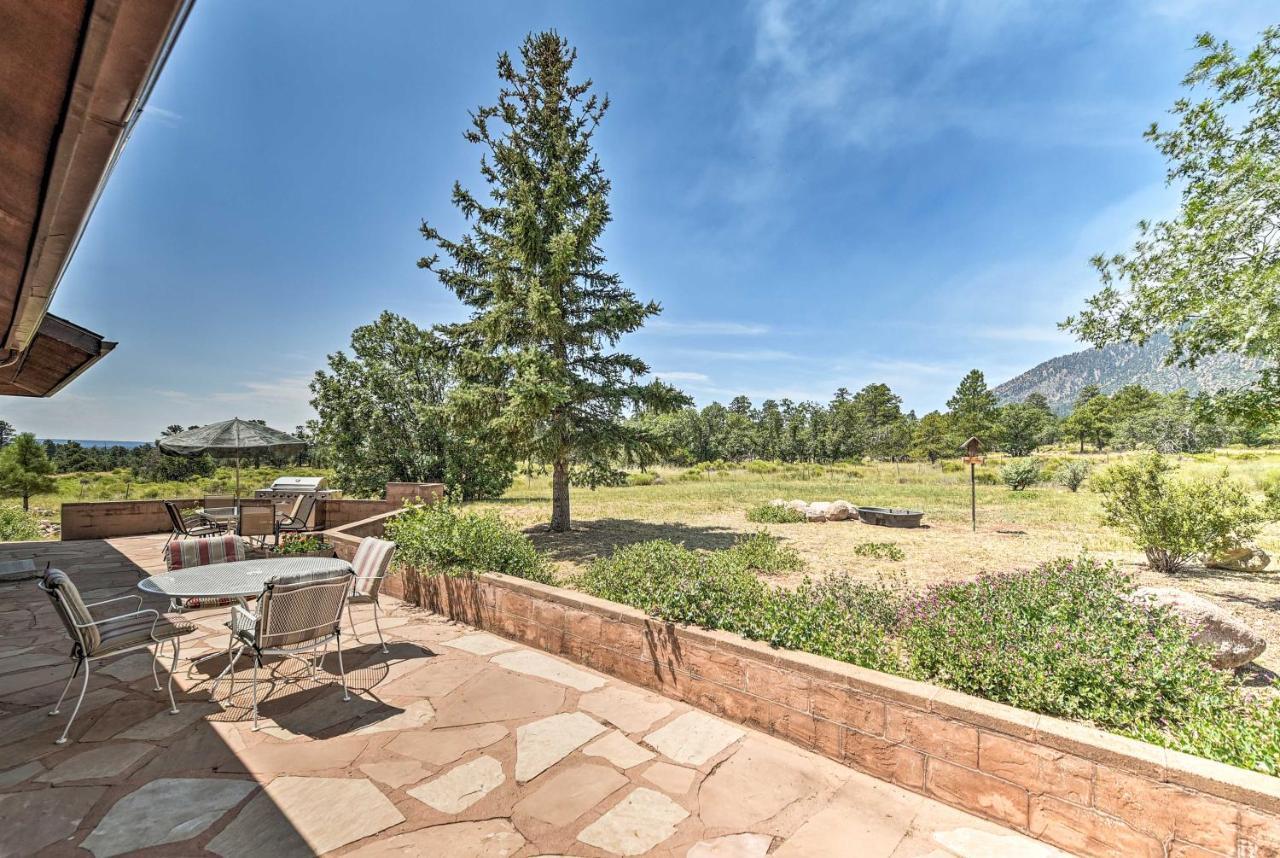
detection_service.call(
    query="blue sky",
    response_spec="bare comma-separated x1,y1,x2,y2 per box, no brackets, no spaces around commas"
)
11,0,1276,440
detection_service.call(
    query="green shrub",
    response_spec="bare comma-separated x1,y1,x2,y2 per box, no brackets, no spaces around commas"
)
853,541,905,561
385,502,554,584
581,538,895,671
999,458,1042,491
1093,452,1269,572
745,503,805,524
940,460,963,473
1058,460,1090,492
898,557,1280,774
726,530,804,574
0,506,41,541
745,459,780,475
274,534,333,555
626,472,657,487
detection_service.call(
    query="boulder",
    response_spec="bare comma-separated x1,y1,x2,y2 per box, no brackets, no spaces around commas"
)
1129,586,1266,670
768,498,787,508
1206,544,1271,573
785,500,809,512
827,500,854,521
804,507,827,523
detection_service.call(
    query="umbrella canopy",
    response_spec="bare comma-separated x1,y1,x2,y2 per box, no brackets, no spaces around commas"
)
157,418,307,498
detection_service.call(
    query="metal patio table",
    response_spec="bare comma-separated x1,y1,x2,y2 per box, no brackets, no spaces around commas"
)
137,556,353,605
137,556,355,709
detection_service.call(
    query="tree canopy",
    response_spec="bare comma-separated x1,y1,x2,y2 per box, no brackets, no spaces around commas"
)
419,31,687,530
1065,27,1280,423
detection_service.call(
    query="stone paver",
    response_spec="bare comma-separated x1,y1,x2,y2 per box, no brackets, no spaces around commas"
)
642,760,699,795
209,776,403,857
387,722,507,766
577,786,690,855
579,685,673,733
644,710,745,766
492,648,606,691
0,535,1058,858
514,762,629,826
345,819,526,856
432,669,565,727
583,729,656,769
515,711,607,782
81,777,256,857
37,741,153,782
443,631,519,656
689,833,774,858
408,755,506,813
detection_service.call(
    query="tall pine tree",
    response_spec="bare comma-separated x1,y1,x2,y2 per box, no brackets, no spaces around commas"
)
420,32,688,531
947,369,999,441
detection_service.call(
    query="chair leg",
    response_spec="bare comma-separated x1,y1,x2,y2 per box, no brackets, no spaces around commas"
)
166,638,181,714
50,658,82,715
55,660,91,744
149,645,162,692
348,602,363,643
336,636,350,702
372,598,388,654
250,655,261,731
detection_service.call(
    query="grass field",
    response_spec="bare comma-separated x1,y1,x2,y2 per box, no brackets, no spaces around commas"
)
473,448,1280,673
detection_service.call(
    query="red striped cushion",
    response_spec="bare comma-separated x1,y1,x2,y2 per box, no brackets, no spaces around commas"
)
167,535,246,571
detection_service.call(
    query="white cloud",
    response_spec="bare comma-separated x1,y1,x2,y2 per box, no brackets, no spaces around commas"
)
144,105,183,127
653,370,711,383
673,347,799,361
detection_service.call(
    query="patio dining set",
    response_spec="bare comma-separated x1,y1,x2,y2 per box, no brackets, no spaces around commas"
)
35,532,397,744
163,492,319,548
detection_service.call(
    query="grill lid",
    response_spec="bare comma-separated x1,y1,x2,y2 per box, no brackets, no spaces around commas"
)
269,476,327,493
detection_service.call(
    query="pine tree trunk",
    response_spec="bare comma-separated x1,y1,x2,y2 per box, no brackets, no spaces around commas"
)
550,457,571,532
21,493,29,511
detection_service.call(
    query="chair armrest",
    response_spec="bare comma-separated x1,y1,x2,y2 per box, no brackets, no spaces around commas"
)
84,593,144,613
75,608,164,641
231,604,258,627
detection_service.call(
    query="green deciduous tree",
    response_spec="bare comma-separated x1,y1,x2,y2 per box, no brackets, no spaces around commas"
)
310,312,514,500
995,402,1050,457
0,433,55,510
1065,27,1280,423
419,32,687,531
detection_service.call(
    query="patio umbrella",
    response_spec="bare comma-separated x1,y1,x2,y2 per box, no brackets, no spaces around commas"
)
157,418,307,499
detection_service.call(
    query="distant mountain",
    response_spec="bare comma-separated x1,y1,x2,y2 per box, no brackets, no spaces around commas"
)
992,334,1266,414
38,439,149,449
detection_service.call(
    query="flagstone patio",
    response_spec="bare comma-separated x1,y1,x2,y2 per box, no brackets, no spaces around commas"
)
0,535,1068,857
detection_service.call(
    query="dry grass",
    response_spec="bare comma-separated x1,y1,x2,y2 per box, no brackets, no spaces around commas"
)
471,448,1280,672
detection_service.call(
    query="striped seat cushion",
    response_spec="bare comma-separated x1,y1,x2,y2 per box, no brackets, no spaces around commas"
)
167,535,246,571
351,538,396,597
95,613,195,658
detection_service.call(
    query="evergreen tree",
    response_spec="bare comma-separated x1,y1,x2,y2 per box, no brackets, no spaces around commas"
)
946,370,999,440
420,32,687,531
0,433,55,510
911,411,954,463
0,421,15,448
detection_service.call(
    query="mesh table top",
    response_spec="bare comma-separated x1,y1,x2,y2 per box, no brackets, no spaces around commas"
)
137,556,352,599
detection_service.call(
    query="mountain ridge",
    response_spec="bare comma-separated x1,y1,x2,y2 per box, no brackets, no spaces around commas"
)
992,334,1265,414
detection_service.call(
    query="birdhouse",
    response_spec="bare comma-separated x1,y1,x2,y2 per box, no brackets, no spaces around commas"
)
962,436,984,464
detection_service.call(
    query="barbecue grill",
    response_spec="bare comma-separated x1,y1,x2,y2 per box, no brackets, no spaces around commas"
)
254,476,339,503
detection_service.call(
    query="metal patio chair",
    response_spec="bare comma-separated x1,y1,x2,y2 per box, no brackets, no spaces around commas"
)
273,494,318,543
347,537,397,654
163,500,226,548
39,568,195,744
164,534,248,612
220,567,355,730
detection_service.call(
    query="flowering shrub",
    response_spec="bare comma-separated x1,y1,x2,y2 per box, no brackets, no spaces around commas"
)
898,557,1280,774
274,534,334,555
386,501,554,584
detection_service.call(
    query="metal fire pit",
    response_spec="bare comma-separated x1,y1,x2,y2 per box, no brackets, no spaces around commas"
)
856,507,924,528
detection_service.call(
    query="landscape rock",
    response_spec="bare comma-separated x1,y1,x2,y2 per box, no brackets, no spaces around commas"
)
804,508,827,522
784,499,808,512
768,498,787,507
1206,544,1271,572
827,500,854,521
1130,586,1266,669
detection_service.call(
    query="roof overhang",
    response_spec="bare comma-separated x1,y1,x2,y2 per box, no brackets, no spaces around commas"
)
0,0,191,396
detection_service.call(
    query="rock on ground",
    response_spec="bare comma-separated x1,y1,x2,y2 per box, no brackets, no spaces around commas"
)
827,500,853,521
1130,586,1267,669
1206,544,1271,573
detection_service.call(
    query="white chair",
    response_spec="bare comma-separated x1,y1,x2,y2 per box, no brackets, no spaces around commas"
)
346,538,397,653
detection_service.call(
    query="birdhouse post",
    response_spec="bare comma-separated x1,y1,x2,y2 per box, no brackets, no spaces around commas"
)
962,436,984,532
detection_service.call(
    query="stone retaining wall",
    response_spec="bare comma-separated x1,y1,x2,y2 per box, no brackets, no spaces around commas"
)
402,568,1280,858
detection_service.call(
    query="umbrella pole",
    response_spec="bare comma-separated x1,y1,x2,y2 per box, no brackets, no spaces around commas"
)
235,454,241,500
